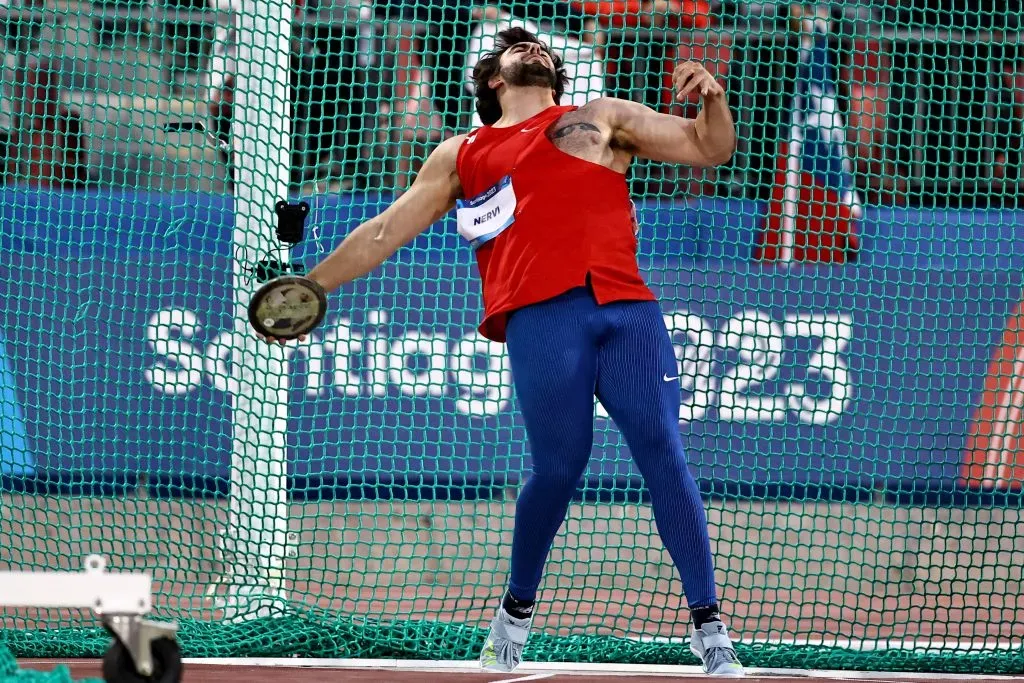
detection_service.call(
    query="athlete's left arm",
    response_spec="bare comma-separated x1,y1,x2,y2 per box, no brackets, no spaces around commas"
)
599,61,736,167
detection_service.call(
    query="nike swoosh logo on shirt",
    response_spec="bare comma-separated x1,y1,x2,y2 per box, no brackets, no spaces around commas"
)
663,374,679,382
521,127,538,133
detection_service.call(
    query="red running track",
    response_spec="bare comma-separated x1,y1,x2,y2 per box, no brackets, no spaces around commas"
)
16,660,1024,683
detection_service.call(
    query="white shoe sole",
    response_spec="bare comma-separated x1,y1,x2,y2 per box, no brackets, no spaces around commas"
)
713,670,746,678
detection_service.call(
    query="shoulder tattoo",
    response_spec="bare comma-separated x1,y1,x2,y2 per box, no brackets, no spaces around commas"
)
548,122,601,140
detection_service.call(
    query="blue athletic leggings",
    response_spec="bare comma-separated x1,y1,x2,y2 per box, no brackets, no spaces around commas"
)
503,286,717,609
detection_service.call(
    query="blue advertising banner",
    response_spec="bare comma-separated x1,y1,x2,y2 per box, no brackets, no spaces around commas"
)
1,187,1023,502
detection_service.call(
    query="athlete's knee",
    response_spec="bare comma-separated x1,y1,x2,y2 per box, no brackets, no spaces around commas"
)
529,459,589,492
522,419,593,487
527,448,591,493
627,425,693,485
628,420,686,462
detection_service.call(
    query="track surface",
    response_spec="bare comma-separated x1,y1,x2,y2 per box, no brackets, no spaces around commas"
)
17,660,1024,682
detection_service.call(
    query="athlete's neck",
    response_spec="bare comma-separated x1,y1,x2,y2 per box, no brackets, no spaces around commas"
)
492,86,557,128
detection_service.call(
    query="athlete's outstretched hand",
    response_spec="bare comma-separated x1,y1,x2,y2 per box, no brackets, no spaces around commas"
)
672,61,725,101
255,332,307,346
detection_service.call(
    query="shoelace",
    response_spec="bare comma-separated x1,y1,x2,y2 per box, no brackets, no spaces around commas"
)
708,647,741,664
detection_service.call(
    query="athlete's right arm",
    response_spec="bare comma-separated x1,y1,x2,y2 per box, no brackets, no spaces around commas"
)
304,134,465,293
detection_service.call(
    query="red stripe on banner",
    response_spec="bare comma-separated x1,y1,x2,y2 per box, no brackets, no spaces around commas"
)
962,295,1024,491
754,165,860,263
751,143,791,261
791,174,859,263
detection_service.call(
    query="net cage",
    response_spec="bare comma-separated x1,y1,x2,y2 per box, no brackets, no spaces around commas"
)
0,0,1022,680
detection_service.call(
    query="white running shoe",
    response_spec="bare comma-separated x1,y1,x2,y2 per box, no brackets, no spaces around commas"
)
479,604,533,673
690,620,746,677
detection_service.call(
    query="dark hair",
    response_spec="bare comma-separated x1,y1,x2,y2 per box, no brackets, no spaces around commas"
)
471,27,570,126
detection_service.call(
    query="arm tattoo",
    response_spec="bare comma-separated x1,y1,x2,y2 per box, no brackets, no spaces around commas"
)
548,122,601,139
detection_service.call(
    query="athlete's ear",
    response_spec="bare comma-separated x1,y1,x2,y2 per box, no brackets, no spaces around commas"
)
488,74,504,91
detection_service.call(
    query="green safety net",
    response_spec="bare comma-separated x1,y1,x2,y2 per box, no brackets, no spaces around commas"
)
1,0,1023,680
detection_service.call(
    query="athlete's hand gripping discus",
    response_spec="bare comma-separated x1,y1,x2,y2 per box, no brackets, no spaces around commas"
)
247,275,328,341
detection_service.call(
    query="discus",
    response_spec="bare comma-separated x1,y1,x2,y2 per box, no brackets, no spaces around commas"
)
247,275,328,340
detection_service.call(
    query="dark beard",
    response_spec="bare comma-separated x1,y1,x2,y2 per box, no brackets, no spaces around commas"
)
502,60,556,90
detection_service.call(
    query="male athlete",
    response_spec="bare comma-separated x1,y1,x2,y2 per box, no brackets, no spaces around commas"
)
256,27,743,677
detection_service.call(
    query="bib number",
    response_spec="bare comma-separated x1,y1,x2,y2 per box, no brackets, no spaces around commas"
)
456,175,517,249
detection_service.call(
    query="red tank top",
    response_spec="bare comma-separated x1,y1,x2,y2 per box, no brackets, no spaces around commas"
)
455,104,655,342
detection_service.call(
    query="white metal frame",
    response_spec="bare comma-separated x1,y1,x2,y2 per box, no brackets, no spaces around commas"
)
0,555,179,678
222,0,295,620
0,555,150,615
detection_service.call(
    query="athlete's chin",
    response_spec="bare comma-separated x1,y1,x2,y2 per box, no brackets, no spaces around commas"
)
506,64,556,90
510,75,556,91
518,80,555,92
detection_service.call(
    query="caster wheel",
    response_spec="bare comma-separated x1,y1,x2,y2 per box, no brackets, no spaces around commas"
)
102,637,182,683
